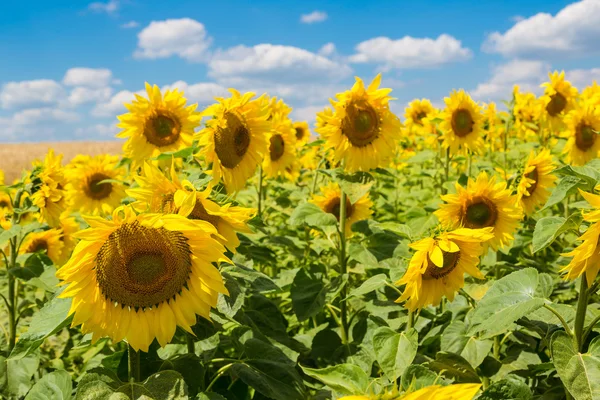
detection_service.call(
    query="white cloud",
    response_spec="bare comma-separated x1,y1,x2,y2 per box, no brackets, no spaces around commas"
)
68,86,113,106
87,0,119,14
75,123,119,138
121,21,139,29
10,108,80,125
63,67,114,87
0,80,65,109
483,0,600,58
134,18,212,62
349,34,472,69
471,60,550,102
300,11,328,24
566,68,600,88
92,89,144,117
291,105,326,125
318,42,336,57
162,81,229,104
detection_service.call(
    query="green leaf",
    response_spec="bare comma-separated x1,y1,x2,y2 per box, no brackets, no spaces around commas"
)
555,164,600,188
333,170,374,204
478,378,532,400
142,370,189,400
0,224,21,248
10,252,53,280
407,150,436,164
289,203,337,228
5,353,40,398
469,268,545,339
441,321,493,368
542,176,582,211
350,274,388,297
291,269,326,322
25,370,72,400
9,294,73,360
348,243,378,267
427,352,481,383
372,327,418,380
301,364,370,395
154,146,195,161
400,365,442,392
196,394,227,400
532,215,581,253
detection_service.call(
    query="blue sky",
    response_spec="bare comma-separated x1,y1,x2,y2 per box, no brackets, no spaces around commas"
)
1,0,599,142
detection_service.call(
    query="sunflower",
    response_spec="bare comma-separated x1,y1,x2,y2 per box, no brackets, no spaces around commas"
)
0,190,11,213
516,149,557,215
440,90,484,155
541,71,578,130
581,81,600,106
57,206,229,352
264,96,292,120
563,105,600,166
483,102,504,151
512,86,543,142
56,215,80,266
117,83,201,168
316,74,402,172
310,183,373,237
31,149,67,228
20,228,64,265
404,99,436,136
293,121,311,146
196,89,270,192
337,384,481,400
127,162,186,214
435,172,522,251
396,227,493,311
263,113,297,179
65,155,126,216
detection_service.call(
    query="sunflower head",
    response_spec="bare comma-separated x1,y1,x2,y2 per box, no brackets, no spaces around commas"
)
404,99,435,135
540,71,578,127
564,105,600,166
293,121,311,146
117,83,200,168
513,88,543,141
20,228,64,265
31,149,67,228
440,90,484,155
263,113,297,178
516,149,557,215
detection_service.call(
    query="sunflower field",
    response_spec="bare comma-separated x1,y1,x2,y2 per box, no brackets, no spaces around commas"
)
1,71,600,400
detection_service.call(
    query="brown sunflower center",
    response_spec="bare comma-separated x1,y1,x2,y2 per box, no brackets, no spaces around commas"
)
576,124,596,151
0,199,9,208
95,221,192,309
295,127,305,140
143,111,182,147
415,111,427,125
341,100,380,147
325,196,354,221
525,167,539,196
423,246,461,280
188,200,221,227
269,134,285,161
27,239,48,254
546,92,567,117
463,196,498,228
214,112,251,169
85,173,112,200
451,109,474,137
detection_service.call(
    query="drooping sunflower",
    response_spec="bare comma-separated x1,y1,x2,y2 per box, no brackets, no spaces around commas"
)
310,183,373,237
293,121,311,146
316,74,402,172
563,105,600,166
57,206,229,352
31,149,67,228
396,228,493,311
435,172,523,251
196,89,270,192
440,90,484,155
404,99,436,136
540,71,578,130
263,113,297,179
512,86,543,142
65,155,126,216
20,228,64,265
117,83,201,168
516,149,557,215
56,215,80,267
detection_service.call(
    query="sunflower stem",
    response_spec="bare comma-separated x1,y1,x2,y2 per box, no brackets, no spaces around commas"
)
257,165,264,219
467,151,472,177
574,275,589,351
186,334,195,354
7,189,23,353
442,147,450,195
406,311,414,331
338,187,349,345
311,158,326,196
128,344,141,382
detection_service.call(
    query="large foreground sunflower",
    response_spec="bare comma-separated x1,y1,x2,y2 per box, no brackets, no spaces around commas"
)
563,105,600,166
541,71,578,130
516,149,557,215
263,113,297,179
117,83,200,168
197,89,270,192
20,228,64,265
293,121,311,146
316,74,402,171
65,155,126,216
396,228,493,311
310,183,373,237
57,207,229,352
440,90,484,155
31,150,67,228
435,172,522,250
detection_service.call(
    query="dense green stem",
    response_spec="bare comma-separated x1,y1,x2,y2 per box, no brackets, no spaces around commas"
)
442,148,450,195
7,189,23,352
128,344,141,382
186,334,195,354
257,166,264,218
543,304,573,337
338,188,349,344
574,275,589,351
406,311,414,331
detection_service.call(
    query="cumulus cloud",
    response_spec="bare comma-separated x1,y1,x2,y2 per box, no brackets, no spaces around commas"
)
0,80,65,109
91,89,144,117
349,34,472,69
63,68,115,87
121,21,139,29
566,68,600,88
87,0,119,14
133,18,212,62
318,43,336,57
300,11,328,24
483,0,600,58
68,87,113,107
162,81,229,105
75,123,119,138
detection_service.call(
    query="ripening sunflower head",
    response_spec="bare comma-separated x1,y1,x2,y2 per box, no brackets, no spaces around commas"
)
560,221,600,286
512,86,543,142
263,113,297,179
396,227,493,311
404,99,436,135
440,90,484,155
117,83,200,169
31,149,67,228
20,228,64,265
435,172,523,251
316,74,402,172
57,206,230,352
563,105,600,166
541,71,578,129
56,215,79,266
516,149,557,215
65,155,126,216
310,183,373,237
293,121,311,146
196,89,270,192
